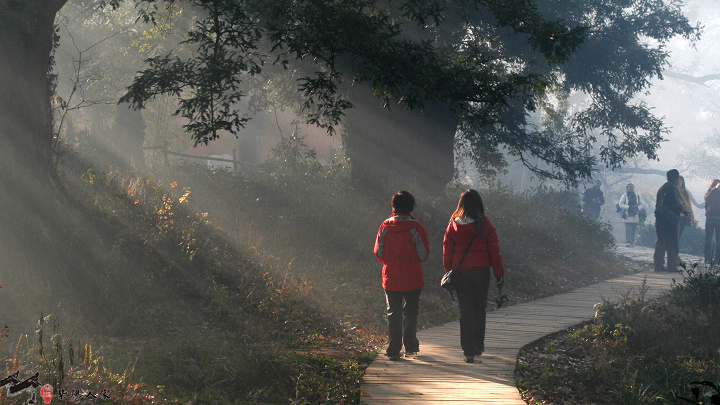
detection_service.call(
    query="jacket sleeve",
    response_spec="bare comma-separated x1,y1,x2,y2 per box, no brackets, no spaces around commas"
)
485,219,505,278
442,222,455,272
413,223,430,262
618,194,629,210
374,224,387,264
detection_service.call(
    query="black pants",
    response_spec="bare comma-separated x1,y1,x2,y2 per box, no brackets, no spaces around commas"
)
654,218,679,271
384,288,421,356
705,218,720,264
455,268,491,357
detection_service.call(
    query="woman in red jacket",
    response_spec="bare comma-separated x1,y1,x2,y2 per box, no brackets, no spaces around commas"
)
375,191,430,360
443,189,505,363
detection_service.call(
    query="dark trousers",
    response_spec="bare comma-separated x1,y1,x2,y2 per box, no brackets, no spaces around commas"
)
705,218,720,264
455,269,491,357
384,288,421,355
624,222,638,245
654,218,679,271
584,206,601,220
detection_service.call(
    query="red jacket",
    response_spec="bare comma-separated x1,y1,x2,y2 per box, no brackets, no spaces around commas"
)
374,213,430,292
443,216,505,278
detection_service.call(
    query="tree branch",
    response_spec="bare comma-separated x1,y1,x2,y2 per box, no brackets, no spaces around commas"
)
664,71,720,85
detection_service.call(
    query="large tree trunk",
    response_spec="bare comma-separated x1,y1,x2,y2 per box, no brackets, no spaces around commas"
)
0,1,84,327
343,84,457,196
0,1,65,175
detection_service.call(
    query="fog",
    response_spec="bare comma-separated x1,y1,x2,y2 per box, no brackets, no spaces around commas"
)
631,0,717,193
3,1,720,399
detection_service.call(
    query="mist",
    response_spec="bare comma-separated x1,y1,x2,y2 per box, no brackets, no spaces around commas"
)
1,0,718,402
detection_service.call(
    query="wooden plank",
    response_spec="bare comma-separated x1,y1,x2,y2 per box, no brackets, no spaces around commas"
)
360,247,701,404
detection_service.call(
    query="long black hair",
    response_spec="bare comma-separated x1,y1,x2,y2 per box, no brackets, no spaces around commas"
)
451,189,487,236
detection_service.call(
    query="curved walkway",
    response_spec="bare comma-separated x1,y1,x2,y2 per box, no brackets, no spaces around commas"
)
360,245,701,403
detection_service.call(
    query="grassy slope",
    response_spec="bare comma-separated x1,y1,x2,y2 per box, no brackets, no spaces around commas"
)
1,149,641,404
516,267,720,404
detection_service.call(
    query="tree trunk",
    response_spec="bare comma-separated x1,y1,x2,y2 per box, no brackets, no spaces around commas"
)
0,1,82,323
343,84,457,196
0,1,65,175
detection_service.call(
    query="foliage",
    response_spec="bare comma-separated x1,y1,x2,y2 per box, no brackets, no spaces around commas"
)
517,269,720,404
669,267,720,350
0,139,648,403
636,222,706,257
678,380,720,404
1,314,161,405
119,0,584,137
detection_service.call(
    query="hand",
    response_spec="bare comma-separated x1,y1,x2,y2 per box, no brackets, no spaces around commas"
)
496,276,504,289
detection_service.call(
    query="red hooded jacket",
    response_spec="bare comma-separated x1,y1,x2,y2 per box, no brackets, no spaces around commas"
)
374,213,430,292
443,216,505,278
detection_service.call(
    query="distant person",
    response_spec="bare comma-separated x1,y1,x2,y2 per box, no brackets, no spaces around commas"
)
443,189,505,364
653,169,685,272
618,183,644,247
704,179,720,266
374,191,430,361
676,176,695,263
583,180,605,220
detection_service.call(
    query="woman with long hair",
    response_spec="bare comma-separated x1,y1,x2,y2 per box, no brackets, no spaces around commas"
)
704,179,720,266
443,189,505,363
677,176,696,250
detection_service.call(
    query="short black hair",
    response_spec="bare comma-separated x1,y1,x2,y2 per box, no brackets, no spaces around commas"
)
667,169,679,182
392,191,415,213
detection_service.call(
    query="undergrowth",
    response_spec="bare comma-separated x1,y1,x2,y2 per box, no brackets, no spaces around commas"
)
1,137,635,403
516,267,720,404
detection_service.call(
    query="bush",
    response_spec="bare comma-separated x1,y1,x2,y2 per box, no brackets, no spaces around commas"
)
517,269,720,404
636,222,705,257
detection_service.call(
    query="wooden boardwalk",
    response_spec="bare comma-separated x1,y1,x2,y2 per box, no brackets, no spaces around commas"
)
360,245,701,403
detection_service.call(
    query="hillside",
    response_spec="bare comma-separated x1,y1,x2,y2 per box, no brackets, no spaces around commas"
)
0,146,644,403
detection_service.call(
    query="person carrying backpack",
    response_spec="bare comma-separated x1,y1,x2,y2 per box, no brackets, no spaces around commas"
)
618,183,644,246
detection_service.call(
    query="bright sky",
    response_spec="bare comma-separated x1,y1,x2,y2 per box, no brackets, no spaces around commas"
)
642,0,720,196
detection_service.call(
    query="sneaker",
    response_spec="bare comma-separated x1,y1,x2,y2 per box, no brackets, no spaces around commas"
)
626,243,631,247
388,354,400,361
464,356,474,363
405,351,418,357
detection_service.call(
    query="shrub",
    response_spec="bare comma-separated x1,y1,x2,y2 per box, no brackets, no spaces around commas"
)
636,222,705,257
669,268,720,352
